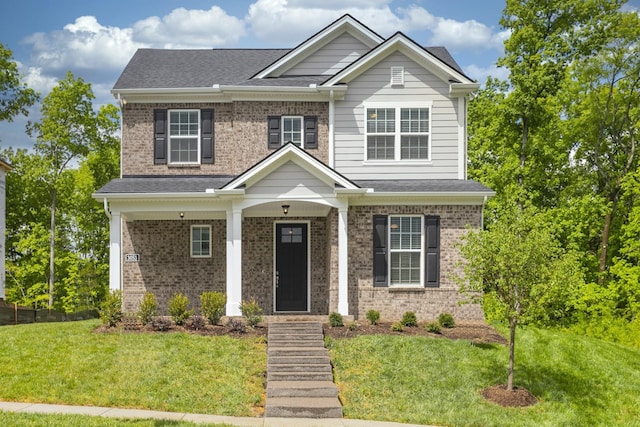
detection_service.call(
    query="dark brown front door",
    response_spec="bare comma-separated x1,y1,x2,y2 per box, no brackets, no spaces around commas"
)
275,223,308,312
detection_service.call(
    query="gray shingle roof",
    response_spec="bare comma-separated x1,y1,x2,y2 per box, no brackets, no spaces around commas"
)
96,177,492,195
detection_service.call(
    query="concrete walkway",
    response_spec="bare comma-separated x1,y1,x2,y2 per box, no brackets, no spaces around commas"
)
0,401,439,426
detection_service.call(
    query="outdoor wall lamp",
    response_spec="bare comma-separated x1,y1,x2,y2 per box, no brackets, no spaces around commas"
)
281,205,290,216
179,212,184,219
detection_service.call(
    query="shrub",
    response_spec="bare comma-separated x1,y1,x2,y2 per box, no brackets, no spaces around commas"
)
240,298,263,327
366,309,380,325
426,321,441,334
168,293,194,326
347,321,360,331
151,316,172,331
186,315,206,331
227,318,247,334
391,321,404,332
401,311,418,327
438,313,455,328
100,290,123,327
329,311,344,327
200,291,226,325
138,292,158,326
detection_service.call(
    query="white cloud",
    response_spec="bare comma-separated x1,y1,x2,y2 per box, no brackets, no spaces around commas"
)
464,63,509,85
132,6,245,48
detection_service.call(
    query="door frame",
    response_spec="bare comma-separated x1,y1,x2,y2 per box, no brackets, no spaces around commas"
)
273,220,311,313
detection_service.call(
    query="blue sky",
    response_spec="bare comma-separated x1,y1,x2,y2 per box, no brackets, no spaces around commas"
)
1,0,638,150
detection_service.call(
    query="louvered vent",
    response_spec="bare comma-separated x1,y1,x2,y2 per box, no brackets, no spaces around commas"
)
391,66,404,86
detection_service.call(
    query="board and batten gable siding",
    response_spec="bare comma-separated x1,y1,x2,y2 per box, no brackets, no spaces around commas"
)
245,161,335,198
285,32,371,76
333,51,461,180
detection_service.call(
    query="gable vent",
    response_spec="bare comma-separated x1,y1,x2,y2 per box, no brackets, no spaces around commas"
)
391,66,404,86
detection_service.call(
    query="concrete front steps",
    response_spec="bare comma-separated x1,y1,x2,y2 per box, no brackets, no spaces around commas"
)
265,322,343,419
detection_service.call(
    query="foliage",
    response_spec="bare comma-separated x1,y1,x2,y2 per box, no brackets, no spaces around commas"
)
347,321,360,331
401,311,418,327
138,292,158,326
240,298,262,328
425,321,441,334
99,290,122,327
227,318,247,334
185,315,207,331
151,316,172,332
365,309,380,325
167,293,194,326
200,291,226,325
328,311,344,327
438,313,455,329
0,42,38,123
390,322,404,332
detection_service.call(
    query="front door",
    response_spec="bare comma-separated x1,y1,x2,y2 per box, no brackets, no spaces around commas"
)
275,223,308,312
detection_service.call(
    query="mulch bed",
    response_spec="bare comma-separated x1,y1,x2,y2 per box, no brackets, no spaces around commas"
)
481,384,538,407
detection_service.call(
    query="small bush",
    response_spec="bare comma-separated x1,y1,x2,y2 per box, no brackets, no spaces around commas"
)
138,292,158,325
347,321,360,331
426,321,441,334
240,298,263,327
100,290,123,327
168,293,194,326
151,316,172,331
227,318,247,333
438,313,455,328
329,311,344,327
366,309,380,325
401,311,418,327
186,315,206,331
391,321,404,332
200,291,226,325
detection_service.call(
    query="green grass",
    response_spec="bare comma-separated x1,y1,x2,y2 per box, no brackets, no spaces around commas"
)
327,326,640,427
0,412,236,427
0,320,266,417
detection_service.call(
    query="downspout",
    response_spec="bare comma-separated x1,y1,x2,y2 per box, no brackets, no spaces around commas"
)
329,90,335,168
103,198,111,220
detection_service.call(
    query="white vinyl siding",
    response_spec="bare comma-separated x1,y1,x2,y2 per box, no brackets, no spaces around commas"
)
169,110,200,164
285,32,371,76
333,51,461,180
246,161,335,198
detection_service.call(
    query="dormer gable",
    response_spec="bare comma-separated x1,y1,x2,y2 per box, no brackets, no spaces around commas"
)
254,14,383,79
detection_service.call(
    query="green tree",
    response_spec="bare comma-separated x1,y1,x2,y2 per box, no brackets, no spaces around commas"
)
0,43,38,123
26,71,98,308
457,204,582,391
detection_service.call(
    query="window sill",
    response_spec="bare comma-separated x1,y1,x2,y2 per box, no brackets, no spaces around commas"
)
363,160,432,166
168,164,201,169
388,287,426,293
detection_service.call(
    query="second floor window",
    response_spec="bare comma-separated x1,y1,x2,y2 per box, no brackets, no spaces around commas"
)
282,116,303,146
365,105,430,161
169,110,200,164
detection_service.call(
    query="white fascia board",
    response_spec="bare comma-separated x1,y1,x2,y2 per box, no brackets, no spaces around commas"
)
323,34,474,87
350,192,495,206
450,83,480,97
255,16,383,79
91,192,219,201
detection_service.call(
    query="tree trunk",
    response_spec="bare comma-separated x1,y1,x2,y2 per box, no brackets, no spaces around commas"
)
507,317,517,391
48,187,56,308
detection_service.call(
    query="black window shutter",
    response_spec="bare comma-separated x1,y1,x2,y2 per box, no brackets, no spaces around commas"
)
201,109,214,164
153,109,167,164
373,215,388,287
268,116,281,149
425,215,440,288
304,116,318,149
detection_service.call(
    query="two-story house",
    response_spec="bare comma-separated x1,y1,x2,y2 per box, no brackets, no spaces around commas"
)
95,15,494,320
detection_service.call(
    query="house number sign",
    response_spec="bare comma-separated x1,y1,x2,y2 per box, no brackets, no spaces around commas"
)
125,254,140,262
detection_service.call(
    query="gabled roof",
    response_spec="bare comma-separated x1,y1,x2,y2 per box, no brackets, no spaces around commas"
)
0,159,12,171
221,142,359,192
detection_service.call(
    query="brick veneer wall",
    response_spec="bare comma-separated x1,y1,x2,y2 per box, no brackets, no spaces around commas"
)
346,205,485,321
121,101,329,176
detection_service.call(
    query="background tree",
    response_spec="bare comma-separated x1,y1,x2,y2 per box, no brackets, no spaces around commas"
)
26,71,98,308
0,43,38,123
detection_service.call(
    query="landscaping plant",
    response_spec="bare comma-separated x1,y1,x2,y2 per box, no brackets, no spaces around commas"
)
201,291,226,325
168,293,193,326
438,313,455,328
329,311,344,327
240,298,263,327
99,290,122,327
366,309,380,325
401,311,418,327
138,292,158,325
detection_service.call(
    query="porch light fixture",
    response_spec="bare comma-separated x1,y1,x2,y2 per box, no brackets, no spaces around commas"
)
281,205,290,216
179,212,184,219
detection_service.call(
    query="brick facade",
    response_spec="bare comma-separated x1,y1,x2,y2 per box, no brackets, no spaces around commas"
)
121,204,483,322
121,101,329,176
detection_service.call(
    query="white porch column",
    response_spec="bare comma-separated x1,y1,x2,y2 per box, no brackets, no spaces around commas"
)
338,205,349,315
225,208,243,316
109,212,122,291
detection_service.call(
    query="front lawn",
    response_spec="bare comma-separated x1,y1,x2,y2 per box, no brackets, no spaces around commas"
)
327,326,640,427
0,320,266,417
0,412,236,427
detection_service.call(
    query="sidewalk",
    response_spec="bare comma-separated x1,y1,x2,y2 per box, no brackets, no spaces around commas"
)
0,401,439,427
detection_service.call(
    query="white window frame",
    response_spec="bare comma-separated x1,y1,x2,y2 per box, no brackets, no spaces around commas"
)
388,215,424,287
168,109,200,165
281,116,304,147
190,225,212,258
363,102,432,163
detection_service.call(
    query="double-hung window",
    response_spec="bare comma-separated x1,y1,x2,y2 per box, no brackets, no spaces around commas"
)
191,225,211,258
267,115,318,149
389,216,423,285
365,104,431,161
282,116,303,146
169,110,200,164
